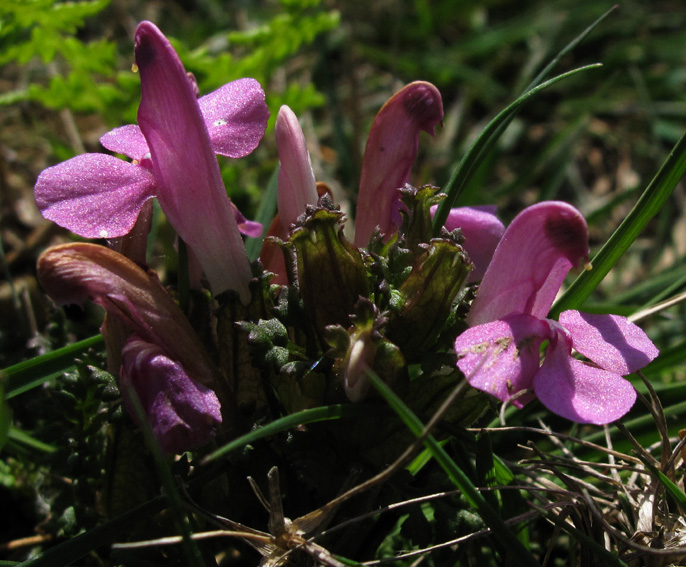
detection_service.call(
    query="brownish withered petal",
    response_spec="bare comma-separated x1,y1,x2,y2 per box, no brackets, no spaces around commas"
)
37,242,216,385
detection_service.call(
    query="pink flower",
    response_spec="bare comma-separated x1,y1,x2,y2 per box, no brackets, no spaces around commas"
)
37,242,223,454
260,105,320,284
354,81,444,248
35,81,265,241
454,202,658,424
35,21,269,300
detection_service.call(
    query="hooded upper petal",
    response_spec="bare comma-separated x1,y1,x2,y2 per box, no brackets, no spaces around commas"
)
134,21,253,300
559,310,659,374
354,81,444,247
431,205,505,281
534,331,637,424
35,153,156,239
454,313,551,407
37,242,217,385
275,105,319,230
199,78,269,158
468,201,589,326
120,335,221,455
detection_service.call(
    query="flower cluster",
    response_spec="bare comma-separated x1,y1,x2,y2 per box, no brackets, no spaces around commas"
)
35,21,659,455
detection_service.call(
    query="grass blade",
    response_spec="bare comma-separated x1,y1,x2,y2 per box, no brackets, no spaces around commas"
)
202,404,375,464
434,7,617,232
0,373,9,452
534,503,629,566
7,427,57,454
432,64,601,234
366,371,540,567
550,127,686,316
124,387,206,567
17,497,165,567
245,166,279,261
654,467,686,510
523,5,617,92
2,335,105,400
4,335,105,399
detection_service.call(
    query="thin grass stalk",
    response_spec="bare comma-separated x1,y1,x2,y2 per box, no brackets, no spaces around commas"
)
366,370,540,567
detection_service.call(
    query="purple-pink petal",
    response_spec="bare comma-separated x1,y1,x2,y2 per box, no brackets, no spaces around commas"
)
454,314,551,407
354,81,444,247
431,205,505,282
534,333,637,424
275,105,318,230
468,201,590,326
199,78,269,158
135,21,253,300
559,310,659,375
120,335,222,455
100,124,150,160
35,153,156,239
234,207,263,238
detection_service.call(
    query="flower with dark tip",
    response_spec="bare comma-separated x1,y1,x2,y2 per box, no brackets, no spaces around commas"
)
354,81,444,248
454,202,658,424
37,242,223,454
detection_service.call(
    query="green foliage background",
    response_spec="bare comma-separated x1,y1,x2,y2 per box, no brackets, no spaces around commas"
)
2,0,686,565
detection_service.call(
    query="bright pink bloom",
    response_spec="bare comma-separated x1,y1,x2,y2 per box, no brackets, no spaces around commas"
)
35,82,266,240
35,21,269,299
430,204,505,281
454,202,658,424
354,81,444,247
135,21,260,299
467,202,590,326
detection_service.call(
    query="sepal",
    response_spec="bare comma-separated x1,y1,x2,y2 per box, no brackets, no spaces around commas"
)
398,184,446,253
289,197,370,338
387,236,471,360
